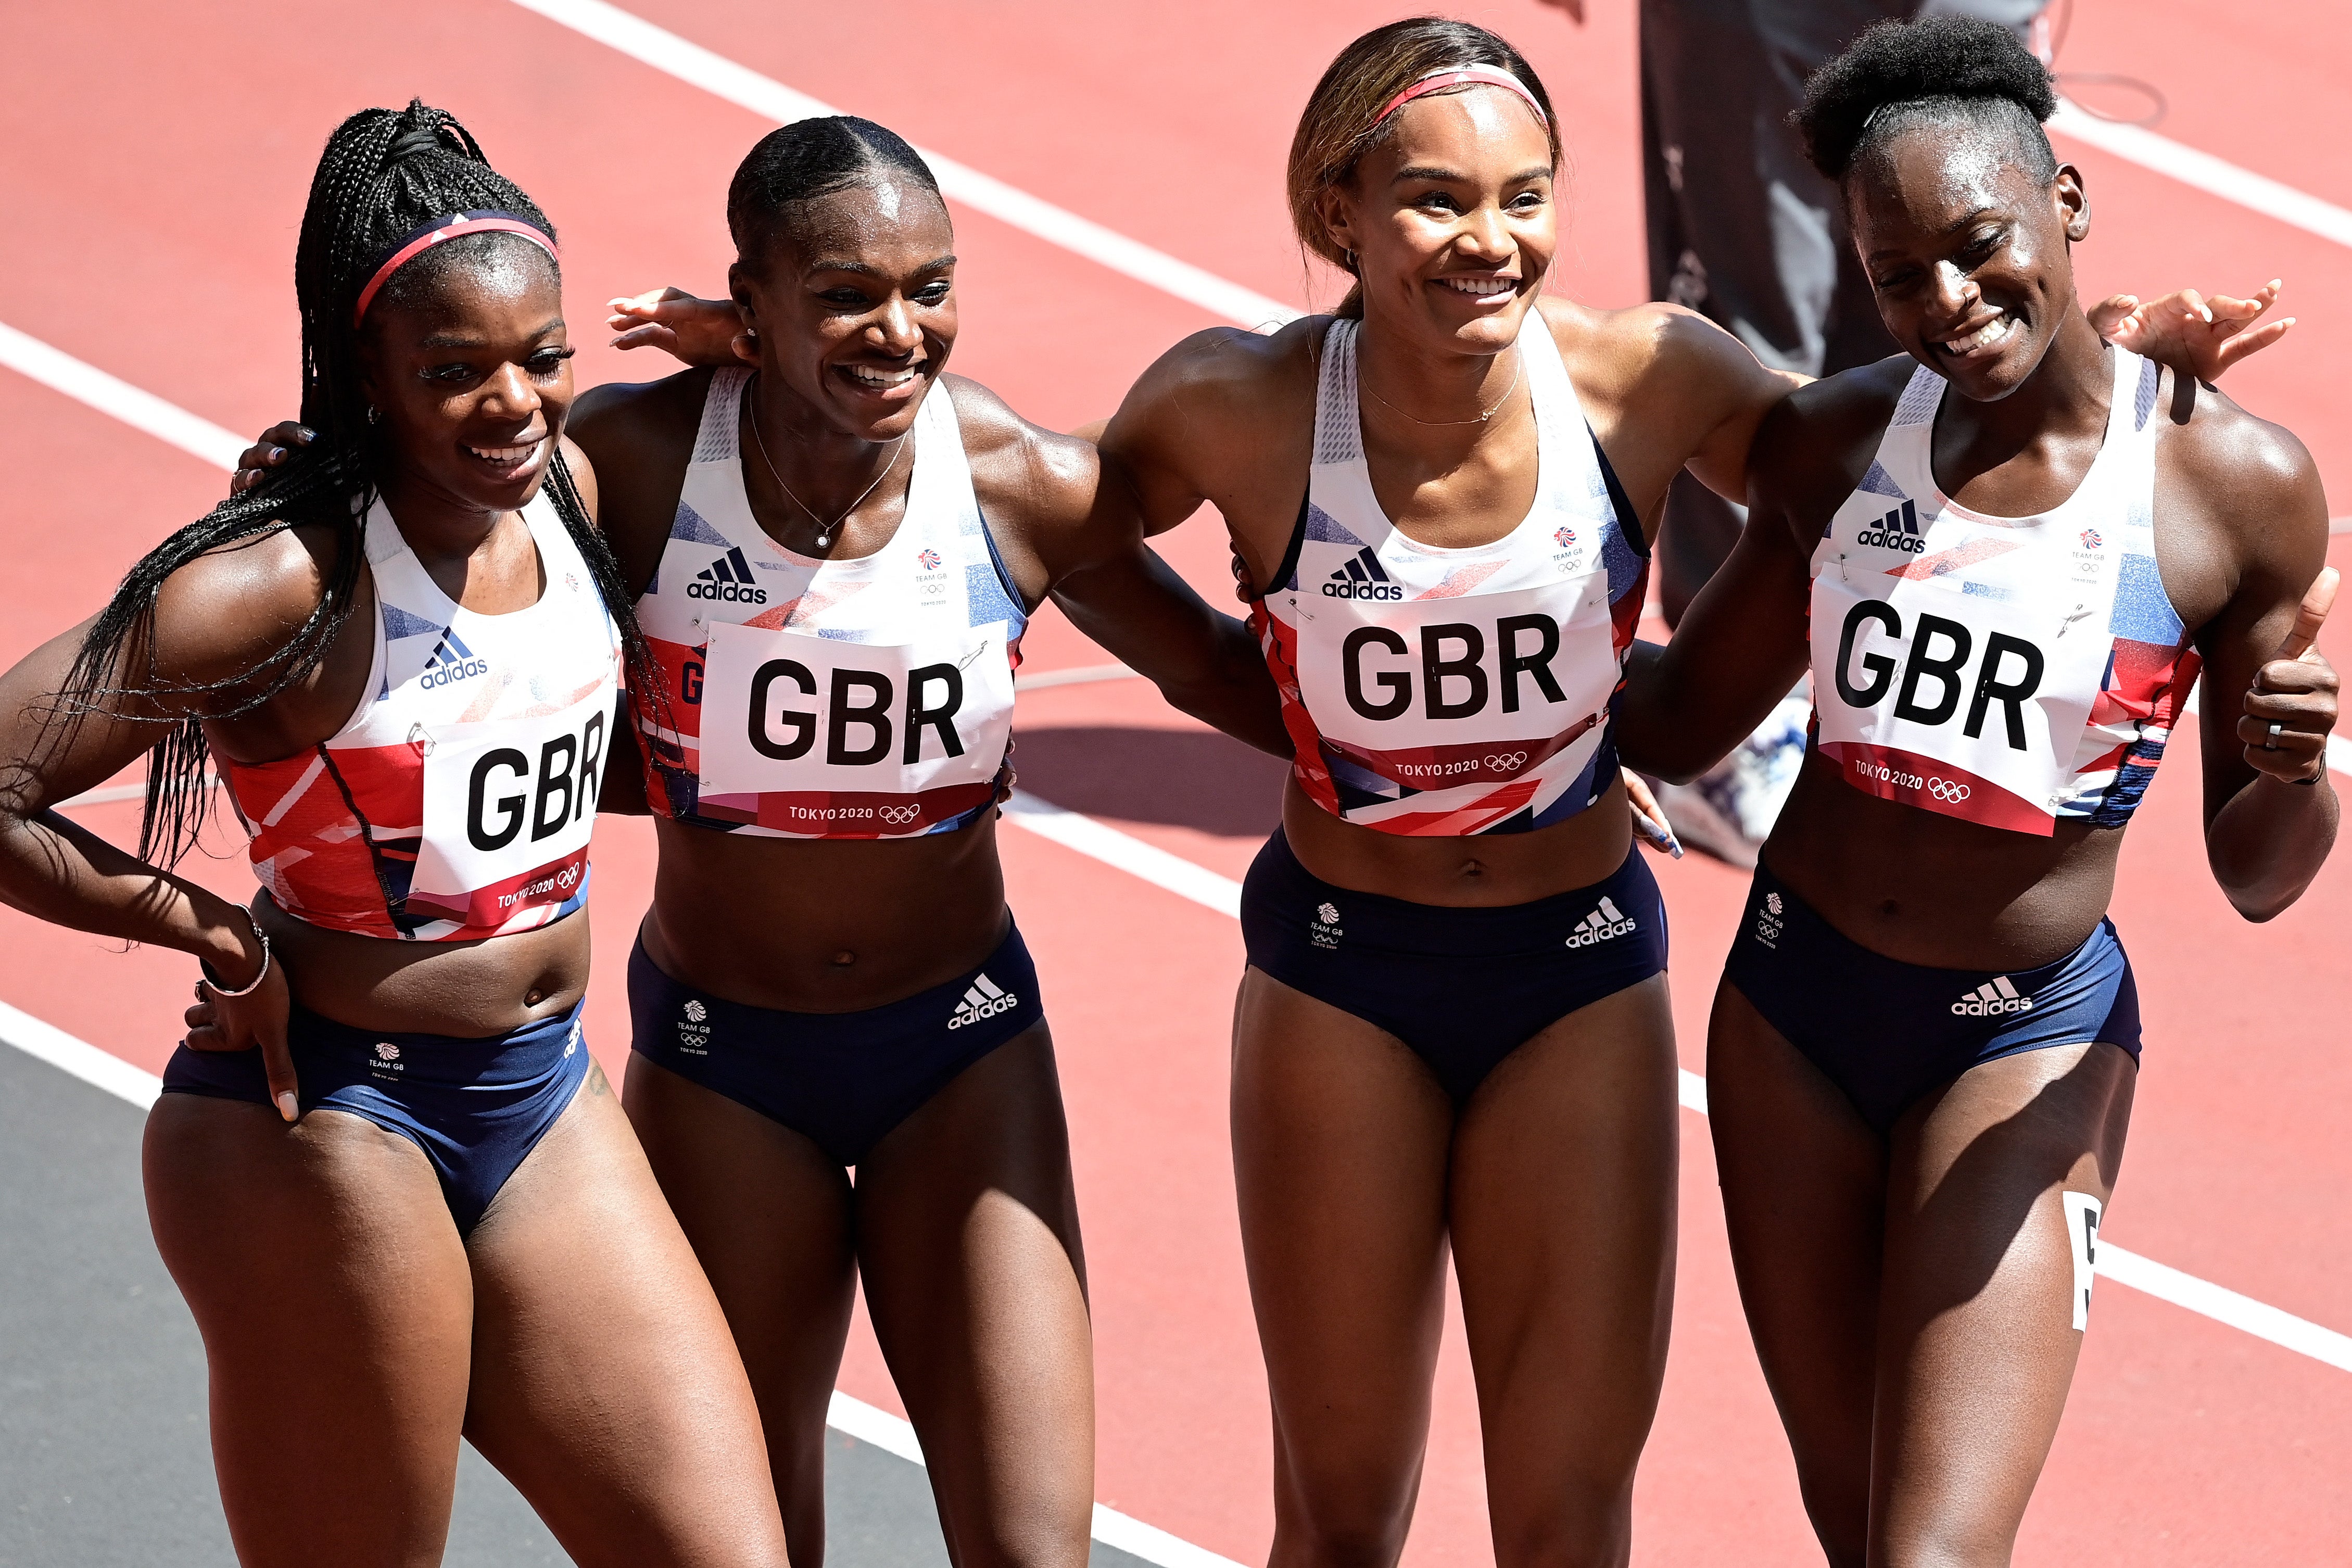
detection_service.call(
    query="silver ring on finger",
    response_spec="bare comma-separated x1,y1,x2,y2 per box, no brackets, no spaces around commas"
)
2265,721,2284,751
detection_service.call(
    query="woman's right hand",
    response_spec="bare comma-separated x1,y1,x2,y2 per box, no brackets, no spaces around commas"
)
607,287,756,368
183,926,299,1122
229,422,314,497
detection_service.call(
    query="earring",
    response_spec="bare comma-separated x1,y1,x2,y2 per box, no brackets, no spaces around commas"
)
365,405,381,425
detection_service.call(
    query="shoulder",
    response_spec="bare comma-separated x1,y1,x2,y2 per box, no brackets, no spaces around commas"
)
1119,318,1324,433
146,520,352,694
2150,371,2328,617
568,366,714,464
1750,356,1913,490
939,376,1111,583
1542,298,1781,411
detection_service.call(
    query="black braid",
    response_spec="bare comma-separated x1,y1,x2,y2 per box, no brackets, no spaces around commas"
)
54,99,666,867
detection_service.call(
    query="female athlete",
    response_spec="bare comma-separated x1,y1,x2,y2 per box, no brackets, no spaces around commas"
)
0,105,788,1565
1620,19,2338,1563
242,115,1287,1568
1082,18,2280,1566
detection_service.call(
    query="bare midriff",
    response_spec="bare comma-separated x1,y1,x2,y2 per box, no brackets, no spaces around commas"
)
1280,769,1636,907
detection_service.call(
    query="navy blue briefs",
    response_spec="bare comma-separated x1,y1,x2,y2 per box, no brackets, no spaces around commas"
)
1239,830,1670,1104
627,918,1045,1166
1724,862,2142,1135
162,998,591,1236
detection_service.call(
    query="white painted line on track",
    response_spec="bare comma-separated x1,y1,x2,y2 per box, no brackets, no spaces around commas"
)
994,792,2352,1374
1021,663,1141,690
2051,102,2352,252
0,320,246,470
503,0,1299,332
829,1392,1250,1568
0,1000,162,1109
1002,790,1242,917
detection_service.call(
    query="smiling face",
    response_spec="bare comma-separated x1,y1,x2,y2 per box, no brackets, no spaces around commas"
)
730,176,957,441
1849,121,2091,401
1320,85,1557,355
359,241,571,511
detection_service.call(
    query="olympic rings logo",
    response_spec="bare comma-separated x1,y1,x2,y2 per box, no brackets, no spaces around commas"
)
1482,751,1529,772
555,864,581,889
878,803,922,825
1927,778,1971,803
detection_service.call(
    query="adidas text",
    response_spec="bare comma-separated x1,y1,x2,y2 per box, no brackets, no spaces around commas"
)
949,973,1019,1031
1566,896,1636,949
1952,976,2033,1017
1856,499,1925,554
1324,547,1402,601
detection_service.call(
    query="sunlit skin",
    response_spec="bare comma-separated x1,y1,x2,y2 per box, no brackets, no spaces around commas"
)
1620,112,2336,1568
0,248,790,1566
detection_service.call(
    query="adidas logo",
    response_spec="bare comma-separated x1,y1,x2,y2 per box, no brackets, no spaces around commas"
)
948,972,1019,1031
688,546,769,604
1952,975,2033,1016
418,626,488,688
1566,896,1637,948
1856,498,1925,554
1321,546,1402,601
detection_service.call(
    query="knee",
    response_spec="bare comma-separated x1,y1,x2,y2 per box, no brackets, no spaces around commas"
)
1874,1515,2020,1568
1271,1468,1416,1568
1486,1482,1635,1568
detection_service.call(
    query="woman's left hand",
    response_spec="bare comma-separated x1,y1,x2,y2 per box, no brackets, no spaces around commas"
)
2241,567,2340,785
607,287,756,367
2090,280,2293,384
1624,769,1683,858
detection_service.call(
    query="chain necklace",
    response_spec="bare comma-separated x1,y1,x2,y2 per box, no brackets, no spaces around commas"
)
747,375,908,551
1360,348,1522,427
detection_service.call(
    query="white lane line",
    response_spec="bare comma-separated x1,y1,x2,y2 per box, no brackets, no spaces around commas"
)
0,1000,163,1109
2051,102,2352,251
0,320,245,469
1002,790,1241,917
995,790,2352,1373
502,0,1298,332
1021,663,1142,690
828,1392,1247,1568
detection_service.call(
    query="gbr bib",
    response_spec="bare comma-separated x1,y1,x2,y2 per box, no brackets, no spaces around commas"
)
1250,313,1648,837
636,370,1026,839
1810,348,2199,836
222,492,620,940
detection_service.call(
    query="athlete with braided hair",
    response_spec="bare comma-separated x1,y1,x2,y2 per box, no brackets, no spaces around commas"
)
0,103,787,1566
1620,18,2337,1560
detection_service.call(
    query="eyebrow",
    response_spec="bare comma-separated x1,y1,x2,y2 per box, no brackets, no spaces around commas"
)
418,319,565,349
1392,165,1552,186
804,255,957,279
1863,208,2001,261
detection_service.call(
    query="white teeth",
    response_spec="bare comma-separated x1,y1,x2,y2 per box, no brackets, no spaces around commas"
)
1440,276,1516,297
846,366,919,387
1950,316,2012,352
467,440,540,463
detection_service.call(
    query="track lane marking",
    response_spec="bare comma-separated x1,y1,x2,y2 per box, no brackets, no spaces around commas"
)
2051,102,2352,251
0,321,245,469
502,0,1297,331
995,790,2352,1374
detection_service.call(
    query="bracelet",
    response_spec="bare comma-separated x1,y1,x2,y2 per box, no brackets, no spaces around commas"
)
199,907,273,997
2294,773,2323,787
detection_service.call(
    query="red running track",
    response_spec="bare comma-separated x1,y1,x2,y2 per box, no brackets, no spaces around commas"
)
0,1,2347,1560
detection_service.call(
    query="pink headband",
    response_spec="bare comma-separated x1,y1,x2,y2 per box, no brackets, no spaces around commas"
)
1375,65,1549,131
351,211,560,326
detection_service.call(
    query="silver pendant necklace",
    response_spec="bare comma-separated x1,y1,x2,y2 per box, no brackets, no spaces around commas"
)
1361,348,1522,427
747,376,908,551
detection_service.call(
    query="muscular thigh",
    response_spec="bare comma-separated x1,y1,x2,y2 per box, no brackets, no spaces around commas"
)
1705,980,1885,1563
466,1066,789,1568
1448,975,1678,1554
1871,1042,2135,1560
143,1094,474,1568
855,1024,1093,1568
1232,967,1455,1484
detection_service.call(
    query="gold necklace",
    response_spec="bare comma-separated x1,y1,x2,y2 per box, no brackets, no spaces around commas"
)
1360,348,1522,427
747,376,908,551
